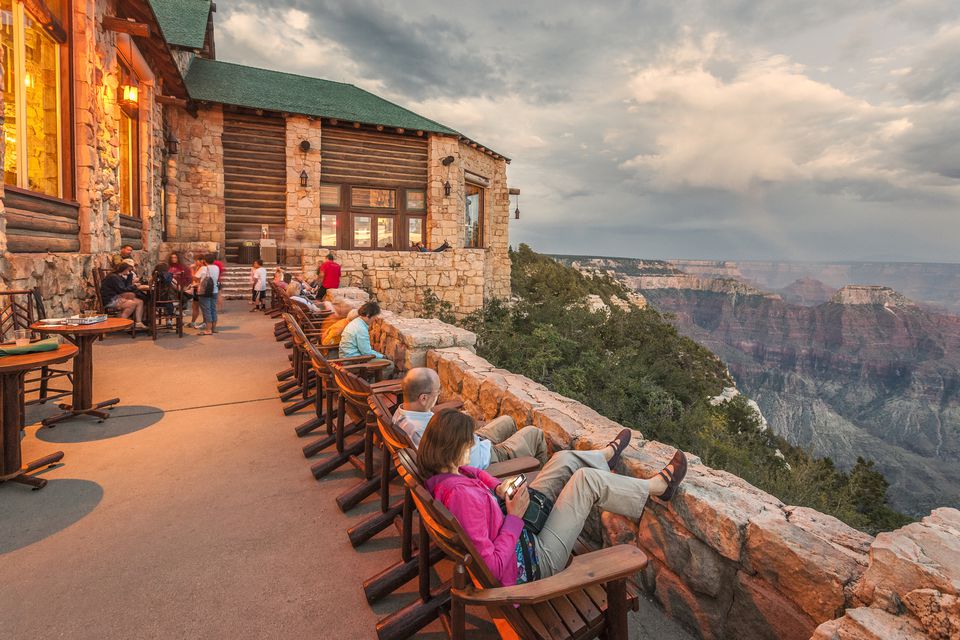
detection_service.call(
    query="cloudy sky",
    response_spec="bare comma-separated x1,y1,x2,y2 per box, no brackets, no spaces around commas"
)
213,1,960,261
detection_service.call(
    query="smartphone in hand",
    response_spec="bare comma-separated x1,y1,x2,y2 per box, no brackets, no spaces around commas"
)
505,473,526,499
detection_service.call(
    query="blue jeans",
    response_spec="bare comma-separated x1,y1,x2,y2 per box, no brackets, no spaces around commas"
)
199,294,218,325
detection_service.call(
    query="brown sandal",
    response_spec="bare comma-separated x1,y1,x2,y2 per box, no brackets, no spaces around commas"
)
656,450,687,501
606,429,632,470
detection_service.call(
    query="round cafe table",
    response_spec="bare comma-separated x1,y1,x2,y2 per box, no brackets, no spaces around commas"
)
30,318,134,427
0,343,77,489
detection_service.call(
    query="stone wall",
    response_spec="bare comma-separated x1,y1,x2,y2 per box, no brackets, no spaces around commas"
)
366,313,959,640
165,105,224,248
1,0,168,316
302,247,489,316
284,116,322,254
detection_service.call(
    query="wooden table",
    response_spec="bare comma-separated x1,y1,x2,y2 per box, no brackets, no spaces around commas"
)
30,318,134,426
0,344,78,489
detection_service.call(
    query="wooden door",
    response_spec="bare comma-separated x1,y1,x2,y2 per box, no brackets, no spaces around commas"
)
222,110,286,262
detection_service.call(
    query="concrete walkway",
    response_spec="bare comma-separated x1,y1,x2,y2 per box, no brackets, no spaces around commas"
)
0,303,692,640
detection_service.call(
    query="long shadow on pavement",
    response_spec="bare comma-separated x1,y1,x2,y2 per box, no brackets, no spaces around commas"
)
35,405,165,443
0,478,104,553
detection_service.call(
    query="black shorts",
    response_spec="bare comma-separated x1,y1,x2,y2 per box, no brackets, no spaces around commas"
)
252,289,266,302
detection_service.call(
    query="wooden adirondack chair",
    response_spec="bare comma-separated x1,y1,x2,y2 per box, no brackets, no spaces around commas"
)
395,448,648,640
327,360,402,512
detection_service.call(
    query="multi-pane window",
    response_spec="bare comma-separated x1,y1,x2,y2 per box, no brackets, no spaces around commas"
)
320,183,427,249
2,0,65,198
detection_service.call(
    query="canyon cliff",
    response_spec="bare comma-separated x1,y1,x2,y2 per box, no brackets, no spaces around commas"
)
558,256,960,517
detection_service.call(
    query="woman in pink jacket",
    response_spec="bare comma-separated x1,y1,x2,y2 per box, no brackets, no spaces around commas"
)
421,410,687,586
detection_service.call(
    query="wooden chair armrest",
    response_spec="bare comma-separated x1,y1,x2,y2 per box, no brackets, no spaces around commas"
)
434,399,465,411
328,355,375,364
486,456,541,478
453,545,647,606
370,380,402,394
344,360,392,371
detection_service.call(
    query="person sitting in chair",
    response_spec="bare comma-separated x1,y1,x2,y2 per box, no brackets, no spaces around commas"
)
420,409,687,586
395,367,549,468
101,263,148,330
286,281,332,314
338,301,394,377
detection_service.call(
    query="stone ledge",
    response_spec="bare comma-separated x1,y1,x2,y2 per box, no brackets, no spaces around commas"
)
367,313,954,640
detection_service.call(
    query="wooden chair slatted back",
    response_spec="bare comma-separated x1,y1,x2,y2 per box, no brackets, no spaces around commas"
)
329,362,377,414
368,393,414,454
0,289,35,339
394,448,504,590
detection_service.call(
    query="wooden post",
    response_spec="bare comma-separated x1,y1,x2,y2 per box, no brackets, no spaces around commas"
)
606,579,628,640
451,563,467,640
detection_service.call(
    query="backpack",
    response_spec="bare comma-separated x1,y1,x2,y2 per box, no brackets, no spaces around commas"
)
198,268,215,297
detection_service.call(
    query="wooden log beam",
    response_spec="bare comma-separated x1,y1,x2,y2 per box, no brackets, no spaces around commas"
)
156,95,188,108
103,16,150,37
23,0,66,42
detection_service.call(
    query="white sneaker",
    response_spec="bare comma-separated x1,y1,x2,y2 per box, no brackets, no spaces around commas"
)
135,322,149,330
194,322,206,330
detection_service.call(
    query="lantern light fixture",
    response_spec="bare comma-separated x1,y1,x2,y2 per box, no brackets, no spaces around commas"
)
120,83,139,106
166,132,179,155
443,180,451,197
299,169,309,188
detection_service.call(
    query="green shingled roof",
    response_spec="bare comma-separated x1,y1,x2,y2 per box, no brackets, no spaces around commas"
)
149,0,210,50
184,58,460,135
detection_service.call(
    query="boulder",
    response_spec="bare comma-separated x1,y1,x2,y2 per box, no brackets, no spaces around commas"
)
745,511,867,621
669,466,784,562
902,588,960,640
810,607,928,640
653,559,731,640
856,508,960,606
726,571,817,640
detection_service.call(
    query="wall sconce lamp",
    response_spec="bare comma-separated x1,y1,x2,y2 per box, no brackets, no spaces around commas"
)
166,132,179,155
299,169,309,188
119,83,139,106
444,180,451,197
441,155,455,166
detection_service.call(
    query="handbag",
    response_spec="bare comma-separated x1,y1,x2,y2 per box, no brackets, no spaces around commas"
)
498,487,554,534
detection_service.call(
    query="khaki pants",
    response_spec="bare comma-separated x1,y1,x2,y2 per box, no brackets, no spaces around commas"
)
530,450,652,578
476,416,550,466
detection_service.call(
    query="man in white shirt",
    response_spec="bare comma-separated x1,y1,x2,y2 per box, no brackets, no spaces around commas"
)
393,367,549,468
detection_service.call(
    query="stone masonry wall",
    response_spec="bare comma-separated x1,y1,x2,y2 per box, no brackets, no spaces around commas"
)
284,116,322,257
366,314,959,640
460,142,511,301
301,247,488,316
165,104,224,249
1,0,167,317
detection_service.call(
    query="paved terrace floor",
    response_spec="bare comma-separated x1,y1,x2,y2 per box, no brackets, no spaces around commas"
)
0,302,693,640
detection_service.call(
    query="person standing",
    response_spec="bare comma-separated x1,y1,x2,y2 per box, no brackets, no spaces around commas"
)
187,254,204,329
194,253,220,335
316,253,341,300
250,259,268,312
212,253,226,314
167,252,193,290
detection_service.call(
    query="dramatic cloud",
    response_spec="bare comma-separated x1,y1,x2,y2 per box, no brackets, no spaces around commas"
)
214,1,960,262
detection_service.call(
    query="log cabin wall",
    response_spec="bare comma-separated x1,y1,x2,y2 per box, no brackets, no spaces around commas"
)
320,125,428,189
221,109,286,262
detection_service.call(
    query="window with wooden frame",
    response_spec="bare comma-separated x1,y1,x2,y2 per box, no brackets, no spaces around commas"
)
1,0,70,199
464,182,484,248
117,59,140,218
319,183,427,250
